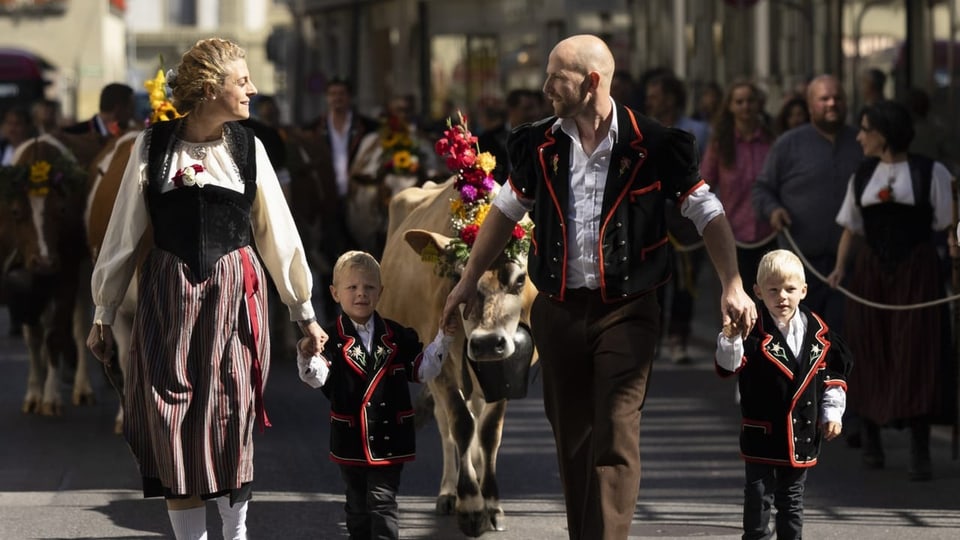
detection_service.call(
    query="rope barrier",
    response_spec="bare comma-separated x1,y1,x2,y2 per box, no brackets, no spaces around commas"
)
779,228,960,311
667,225,960,311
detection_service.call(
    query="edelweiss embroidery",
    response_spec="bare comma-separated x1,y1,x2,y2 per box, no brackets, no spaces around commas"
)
766,341,790,365
347,345,365,364
375,345,388,363
619,157,632,177
809,343,822,365
551,154,559,175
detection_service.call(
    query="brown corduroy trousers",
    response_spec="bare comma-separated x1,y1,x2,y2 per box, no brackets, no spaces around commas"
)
530,289,660,540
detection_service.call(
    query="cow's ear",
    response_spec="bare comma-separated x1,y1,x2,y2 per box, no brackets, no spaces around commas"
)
404,229,452,256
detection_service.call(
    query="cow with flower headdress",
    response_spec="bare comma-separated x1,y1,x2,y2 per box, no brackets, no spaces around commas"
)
82,67,181,431
0,125,108,415
378,113,537,536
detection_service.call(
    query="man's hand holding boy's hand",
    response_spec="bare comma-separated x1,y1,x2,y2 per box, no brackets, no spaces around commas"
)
823,421,842,441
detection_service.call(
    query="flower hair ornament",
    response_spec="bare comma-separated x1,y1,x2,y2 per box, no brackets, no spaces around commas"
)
423,111,531,278
144,61,183,125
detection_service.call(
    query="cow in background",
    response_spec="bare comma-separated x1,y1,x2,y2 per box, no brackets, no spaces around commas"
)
85,130,142,432
0,132,103,415
378,178,537,537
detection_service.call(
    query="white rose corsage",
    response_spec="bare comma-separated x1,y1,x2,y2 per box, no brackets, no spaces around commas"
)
172,164,205,188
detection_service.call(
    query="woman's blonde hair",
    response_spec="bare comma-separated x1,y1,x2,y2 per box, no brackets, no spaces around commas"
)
170,38,246,114
756,249,805,285
332,251,381,285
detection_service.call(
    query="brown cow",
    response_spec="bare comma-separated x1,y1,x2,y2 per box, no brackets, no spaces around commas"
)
85,130,142,432
0,132,103,415
378,178,537,537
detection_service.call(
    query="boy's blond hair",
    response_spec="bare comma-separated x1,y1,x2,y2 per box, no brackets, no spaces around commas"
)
756,249,805,285
332,250,381,285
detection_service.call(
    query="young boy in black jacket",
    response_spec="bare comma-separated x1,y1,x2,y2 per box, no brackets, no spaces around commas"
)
715,249,852,540
297,250,449,539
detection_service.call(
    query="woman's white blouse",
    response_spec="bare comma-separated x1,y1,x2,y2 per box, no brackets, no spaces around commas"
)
835,160,953,233
91,130,315,325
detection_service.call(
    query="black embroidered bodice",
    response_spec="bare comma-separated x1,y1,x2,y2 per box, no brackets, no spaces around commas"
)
143,119,258,282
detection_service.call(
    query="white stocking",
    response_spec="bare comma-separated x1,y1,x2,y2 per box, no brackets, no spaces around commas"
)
216,497,248,540
167,506,207,540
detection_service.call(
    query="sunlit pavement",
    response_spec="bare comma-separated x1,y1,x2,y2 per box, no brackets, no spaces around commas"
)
1,270,959,539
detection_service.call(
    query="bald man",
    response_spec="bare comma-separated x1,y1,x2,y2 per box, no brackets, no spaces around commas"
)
442,34,753,540
753,75,862,330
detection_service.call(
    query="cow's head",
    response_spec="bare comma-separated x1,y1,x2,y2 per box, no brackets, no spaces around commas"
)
0,139,88,275
404,229,534,362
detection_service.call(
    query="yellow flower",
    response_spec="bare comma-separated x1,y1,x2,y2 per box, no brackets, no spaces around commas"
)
450,199,466,220
393,150,412,170
476,152,497,175
28,186,50,198
144,69,168,110
474,202,490,225
383,133,402,149
29,161,51,184
152,101,183,124
144,67,182,123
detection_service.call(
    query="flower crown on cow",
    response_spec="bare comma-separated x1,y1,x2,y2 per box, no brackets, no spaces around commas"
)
422,112,531,279
0,154,87,201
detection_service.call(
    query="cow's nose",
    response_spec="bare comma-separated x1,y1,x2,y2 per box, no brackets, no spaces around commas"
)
469,334,507,359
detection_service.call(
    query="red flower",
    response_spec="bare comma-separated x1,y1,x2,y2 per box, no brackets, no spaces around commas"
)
511,225,526,240
877,187,892,202
460,224,480,246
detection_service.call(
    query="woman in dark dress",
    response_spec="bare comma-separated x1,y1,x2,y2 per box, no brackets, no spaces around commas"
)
827,100,954,481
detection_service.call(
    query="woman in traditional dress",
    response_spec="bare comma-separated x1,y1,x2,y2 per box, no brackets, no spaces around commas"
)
827,100,954,482
86,38,327,539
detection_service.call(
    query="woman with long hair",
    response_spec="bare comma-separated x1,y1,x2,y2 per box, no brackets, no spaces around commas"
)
701,80,778,286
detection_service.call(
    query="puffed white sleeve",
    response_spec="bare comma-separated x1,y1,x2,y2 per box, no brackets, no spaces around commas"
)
930,161,953,231
91,133,150,325
715,332,745,373
250,137,316,321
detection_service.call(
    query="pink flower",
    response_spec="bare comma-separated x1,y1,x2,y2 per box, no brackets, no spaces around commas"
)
481,175,496,191
460,184,478,203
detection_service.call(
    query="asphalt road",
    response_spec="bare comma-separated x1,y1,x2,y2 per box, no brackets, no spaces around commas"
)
1,274,959,539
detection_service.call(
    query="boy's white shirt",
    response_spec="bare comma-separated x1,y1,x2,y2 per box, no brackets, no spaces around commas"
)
297,321,450,388
716,309,846,425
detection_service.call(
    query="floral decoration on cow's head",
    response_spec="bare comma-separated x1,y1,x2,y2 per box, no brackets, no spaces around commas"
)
0,155,87,202
425,111,531,279
144,61,183,125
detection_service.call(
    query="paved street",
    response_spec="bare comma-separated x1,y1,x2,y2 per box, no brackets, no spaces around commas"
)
1,273,959,539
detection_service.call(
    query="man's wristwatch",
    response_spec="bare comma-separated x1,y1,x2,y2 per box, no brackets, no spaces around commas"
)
297,317,317,335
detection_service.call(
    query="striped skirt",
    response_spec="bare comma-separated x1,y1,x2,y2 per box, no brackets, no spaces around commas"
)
124,246,270,500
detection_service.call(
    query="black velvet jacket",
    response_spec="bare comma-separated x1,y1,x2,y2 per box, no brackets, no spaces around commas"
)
505,104,704,302
717,304,853,467
319,313,427,466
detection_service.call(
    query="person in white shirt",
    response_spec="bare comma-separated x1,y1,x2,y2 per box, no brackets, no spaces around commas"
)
297,251,448,540
86,37,327,540
717,249,852,540
442,34,754,540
